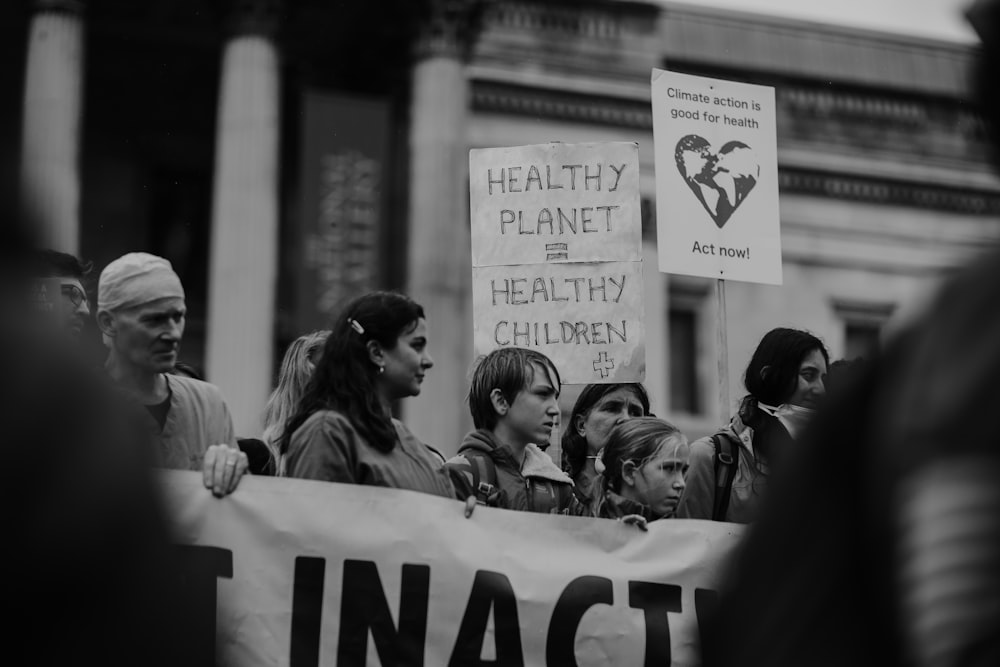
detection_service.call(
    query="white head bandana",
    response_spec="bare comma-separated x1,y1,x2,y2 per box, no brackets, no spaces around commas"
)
98,252,185,313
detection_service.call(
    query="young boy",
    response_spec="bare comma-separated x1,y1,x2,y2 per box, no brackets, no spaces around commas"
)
445,347,574,514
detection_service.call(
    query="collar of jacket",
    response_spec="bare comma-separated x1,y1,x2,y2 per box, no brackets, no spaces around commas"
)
459,429,573,485
602,488,660,521
726,412,756,459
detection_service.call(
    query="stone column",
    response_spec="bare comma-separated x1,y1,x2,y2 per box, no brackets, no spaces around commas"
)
402,1,482,456
20,0,85,252
205,0,281,436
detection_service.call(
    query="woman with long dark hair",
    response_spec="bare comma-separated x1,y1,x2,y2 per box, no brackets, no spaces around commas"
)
589,417,689,523
280,292,453,497
561,383,650,509
677,327,828,523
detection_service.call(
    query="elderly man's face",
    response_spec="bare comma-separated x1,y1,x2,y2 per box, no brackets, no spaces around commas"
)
109,297,186,374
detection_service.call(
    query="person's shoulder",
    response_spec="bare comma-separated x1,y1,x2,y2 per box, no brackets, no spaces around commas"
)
169,374,227,405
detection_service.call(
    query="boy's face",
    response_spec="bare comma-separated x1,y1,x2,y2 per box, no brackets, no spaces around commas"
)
501,362,561,448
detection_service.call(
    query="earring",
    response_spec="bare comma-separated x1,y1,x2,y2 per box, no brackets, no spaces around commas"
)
378,365,385,375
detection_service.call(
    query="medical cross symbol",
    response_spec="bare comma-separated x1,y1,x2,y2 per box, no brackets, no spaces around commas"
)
593,352,615,378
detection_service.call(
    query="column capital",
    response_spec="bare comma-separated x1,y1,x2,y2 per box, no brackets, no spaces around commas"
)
226,0,281,39
415,0,487,61
32,0,84,15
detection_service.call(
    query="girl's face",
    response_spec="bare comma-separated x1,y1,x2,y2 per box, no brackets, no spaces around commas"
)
624,436,690,518
575,387,646,454
377,318,433,400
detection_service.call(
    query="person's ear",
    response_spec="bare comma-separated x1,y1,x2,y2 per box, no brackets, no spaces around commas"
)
366,339,384,368
621,460,638,487
489,388,509,417
96,310,116,338
759,365,772,383
574,413,587,438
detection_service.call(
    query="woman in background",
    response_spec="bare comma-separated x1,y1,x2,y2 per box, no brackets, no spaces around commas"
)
677,327,828,523
561,383,651,510
262,330,330,475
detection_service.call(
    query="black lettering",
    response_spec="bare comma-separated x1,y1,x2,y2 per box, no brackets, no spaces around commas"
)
290,557,325,667
607,321,627,343
512,322,530,346
495,321,510,346
488,168,505,195
525,165,543,191
694,588,720,665
628,581,682,667
172,545,234,665
449,570,525,667
584,164,601,190
545,576,613,665
337,560,430,666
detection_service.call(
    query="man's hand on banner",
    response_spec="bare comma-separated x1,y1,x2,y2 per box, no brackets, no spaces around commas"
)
619,514,649,531
464,496,478,518
203,444,250,497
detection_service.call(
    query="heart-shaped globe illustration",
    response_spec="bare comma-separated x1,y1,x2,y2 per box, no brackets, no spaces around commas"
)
675,135,760,228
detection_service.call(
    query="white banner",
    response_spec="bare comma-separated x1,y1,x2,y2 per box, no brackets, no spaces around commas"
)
651,68,783,285
163,471,745,666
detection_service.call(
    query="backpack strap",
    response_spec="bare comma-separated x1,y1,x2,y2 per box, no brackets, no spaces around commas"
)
711,433,740,522
463,451,499,505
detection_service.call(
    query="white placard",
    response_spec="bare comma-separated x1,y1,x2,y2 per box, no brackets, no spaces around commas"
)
472,261,644,384
651,69,783,285
469,142,641,266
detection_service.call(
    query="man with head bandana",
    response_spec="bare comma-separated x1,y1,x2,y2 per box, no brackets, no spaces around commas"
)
97,252,248,496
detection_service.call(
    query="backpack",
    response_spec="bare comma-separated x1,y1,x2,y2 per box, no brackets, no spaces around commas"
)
462,450,501,505
710,432,741,522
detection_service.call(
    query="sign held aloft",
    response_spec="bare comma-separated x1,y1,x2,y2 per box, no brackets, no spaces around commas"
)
470,142,645,384
651,69,783,285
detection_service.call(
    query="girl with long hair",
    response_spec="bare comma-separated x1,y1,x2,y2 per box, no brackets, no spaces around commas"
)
280,292,453,497
677,327,828,523
262,330,330,474
560,383,651,508
589,417,689,522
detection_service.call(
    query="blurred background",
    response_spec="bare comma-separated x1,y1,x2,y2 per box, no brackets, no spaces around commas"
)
2,0,997,457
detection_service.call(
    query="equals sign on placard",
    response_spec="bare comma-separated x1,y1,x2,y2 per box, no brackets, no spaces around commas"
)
545,243,568,261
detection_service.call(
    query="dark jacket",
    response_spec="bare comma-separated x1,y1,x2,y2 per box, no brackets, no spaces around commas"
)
445,429,575,514
590,484,663,522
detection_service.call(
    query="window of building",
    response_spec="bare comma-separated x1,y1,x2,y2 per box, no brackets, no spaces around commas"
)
669,307,700,414
669,279,710,415
833,299,895,360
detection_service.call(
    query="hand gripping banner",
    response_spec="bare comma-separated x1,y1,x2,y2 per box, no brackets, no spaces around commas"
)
163,471,744,666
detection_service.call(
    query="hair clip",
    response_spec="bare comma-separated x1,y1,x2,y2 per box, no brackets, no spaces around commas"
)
348,318,365,335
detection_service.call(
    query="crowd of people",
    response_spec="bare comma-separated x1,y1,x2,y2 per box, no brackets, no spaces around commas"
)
30,246,842,531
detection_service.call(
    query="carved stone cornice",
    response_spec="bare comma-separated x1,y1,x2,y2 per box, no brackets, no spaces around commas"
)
226,0,280,38
415,0,487,61
778,169,1000,216
32,0,84,14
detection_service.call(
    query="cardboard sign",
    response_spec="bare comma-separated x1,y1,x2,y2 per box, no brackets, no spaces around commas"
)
469,142,641,266
163,471,745,667
651,69,782,285
470,142,645,383
473,261,645,384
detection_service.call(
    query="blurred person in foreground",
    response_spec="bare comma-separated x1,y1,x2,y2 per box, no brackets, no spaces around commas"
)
1,208,211,665
560,382,652,511
701,3,1000,665
678,327,829,523
97,252,248,496
261,329,330,474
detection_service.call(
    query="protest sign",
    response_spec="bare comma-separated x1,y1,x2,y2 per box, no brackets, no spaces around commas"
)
473,260,645,384
651,69,782,286
470,142,645,383
469,142,641,266
163,471,744,667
